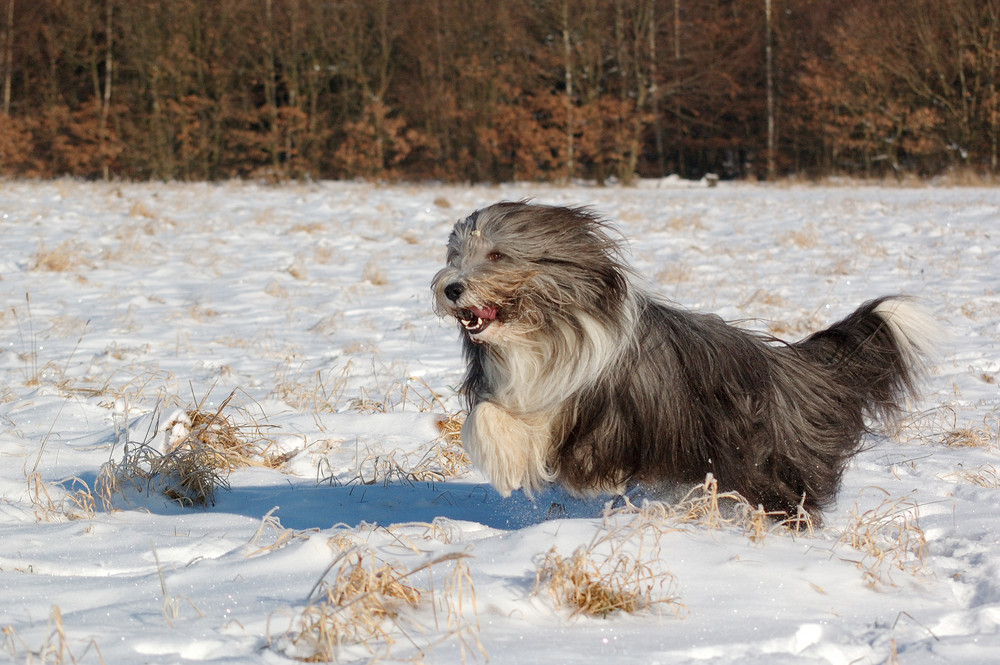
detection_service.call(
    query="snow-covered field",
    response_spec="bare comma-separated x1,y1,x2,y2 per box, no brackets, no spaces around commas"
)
1,179,998,664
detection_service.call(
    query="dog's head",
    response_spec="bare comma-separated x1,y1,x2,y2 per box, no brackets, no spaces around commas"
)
431,201,629,345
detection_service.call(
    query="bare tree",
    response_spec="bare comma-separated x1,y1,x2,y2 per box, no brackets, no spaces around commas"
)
99,0,113,179
765,0,775,179
1,0,13,115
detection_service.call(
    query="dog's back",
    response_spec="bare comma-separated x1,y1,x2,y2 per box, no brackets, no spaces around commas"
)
552,295,937,519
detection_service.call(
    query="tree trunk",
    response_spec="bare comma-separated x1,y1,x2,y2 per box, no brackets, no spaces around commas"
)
562,0,575,181
648,0,665,176
99,0,113,179
1,0,12,115
765,0,776,180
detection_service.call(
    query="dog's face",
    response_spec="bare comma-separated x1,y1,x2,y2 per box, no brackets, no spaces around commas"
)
431,202,628,345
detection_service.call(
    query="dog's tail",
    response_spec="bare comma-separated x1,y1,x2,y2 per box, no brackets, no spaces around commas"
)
794,296,939,420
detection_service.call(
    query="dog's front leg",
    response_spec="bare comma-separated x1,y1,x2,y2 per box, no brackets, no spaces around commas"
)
461,401,554,497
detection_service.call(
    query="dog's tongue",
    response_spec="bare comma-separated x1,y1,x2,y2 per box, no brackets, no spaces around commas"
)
469,305,497,321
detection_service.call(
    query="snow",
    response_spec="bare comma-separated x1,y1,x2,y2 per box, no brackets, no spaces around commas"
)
1,179,998,664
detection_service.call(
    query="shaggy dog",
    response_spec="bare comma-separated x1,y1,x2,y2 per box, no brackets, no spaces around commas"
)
431,201,936,520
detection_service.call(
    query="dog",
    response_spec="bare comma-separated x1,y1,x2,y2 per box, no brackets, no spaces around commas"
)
431,201,937,520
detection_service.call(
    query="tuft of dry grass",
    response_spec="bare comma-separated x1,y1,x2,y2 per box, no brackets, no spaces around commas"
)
100,389,286,508
9,293,77,389
531,476,819,619
347,375,444,415
279,548,481,663
28,474,99,523
899,406,999,451
317,411,470,488
269,361,353,413
326,430,471,488
1,606,105,664
31,241,88,272
533,504,685,619
609,475,815,540
782,224,820,249
534,546,680,618
427,413,473,479
740,288,790,310
245,507,312,558
153,546,204,627
361,259,389,286
942,414,999,451
943,463,1000,488
766,311,827,338
834,492,927,590
128,200,156,219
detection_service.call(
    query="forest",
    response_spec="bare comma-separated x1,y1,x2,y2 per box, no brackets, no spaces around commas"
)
0,0,997,183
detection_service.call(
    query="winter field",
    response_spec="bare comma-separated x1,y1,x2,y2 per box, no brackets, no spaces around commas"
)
1,179,998,665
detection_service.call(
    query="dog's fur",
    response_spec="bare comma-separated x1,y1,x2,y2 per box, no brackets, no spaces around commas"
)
431,201,937,519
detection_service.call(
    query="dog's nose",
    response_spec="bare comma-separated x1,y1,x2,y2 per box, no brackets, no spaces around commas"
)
444,282,465,302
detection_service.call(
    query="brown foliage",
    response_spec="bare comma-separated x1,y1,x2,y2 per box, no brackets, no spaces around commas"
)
0,0,996,181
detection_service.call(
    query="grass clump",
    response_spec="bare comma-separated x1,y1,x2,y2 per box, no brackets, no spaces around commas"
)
316,412,471,488
534,546,678,618
1,605,105,664
899,406,999,451
100,389,286,507
534,500,686,619
27,474,98,522
270,361,353,413
944,463,999,488
834,492,927,590
278,548,481,663
609,474,814,540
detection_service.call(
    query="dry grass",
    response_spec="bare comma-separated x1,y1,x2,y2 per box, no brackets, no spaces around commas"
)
942,413,999,451
153,546,204,627
654,262,692,286
271,364,450,417
533,502,686,619
740,288,790,310
609,475,815,540
943,463,1000,488
278,548,481,663
270,361,353,413
782,223,820,249
766,311,827,338
128,200,156,219
323,426,471,488
347,375,444,414
361,259,389,286
310,382,468,487
834,492,928,590
898,406,999,451
245,507,312,557
534,546,681,618
99,389,286,508
1,606,105,664
427,413,473,479
28,474,98,523
31,241,88,272
344,411,469,486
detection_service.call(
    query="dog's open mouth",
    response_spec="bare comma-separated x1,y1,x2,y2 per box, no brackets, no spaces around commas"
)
458,305,498,335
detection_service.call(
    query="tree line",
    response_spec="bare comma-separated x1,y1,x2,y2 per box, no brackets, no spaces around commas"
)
0,0,997,183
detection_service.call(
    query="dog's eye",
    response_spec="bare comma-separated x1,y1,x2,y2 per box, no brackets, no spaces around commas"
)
487,251,506,262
